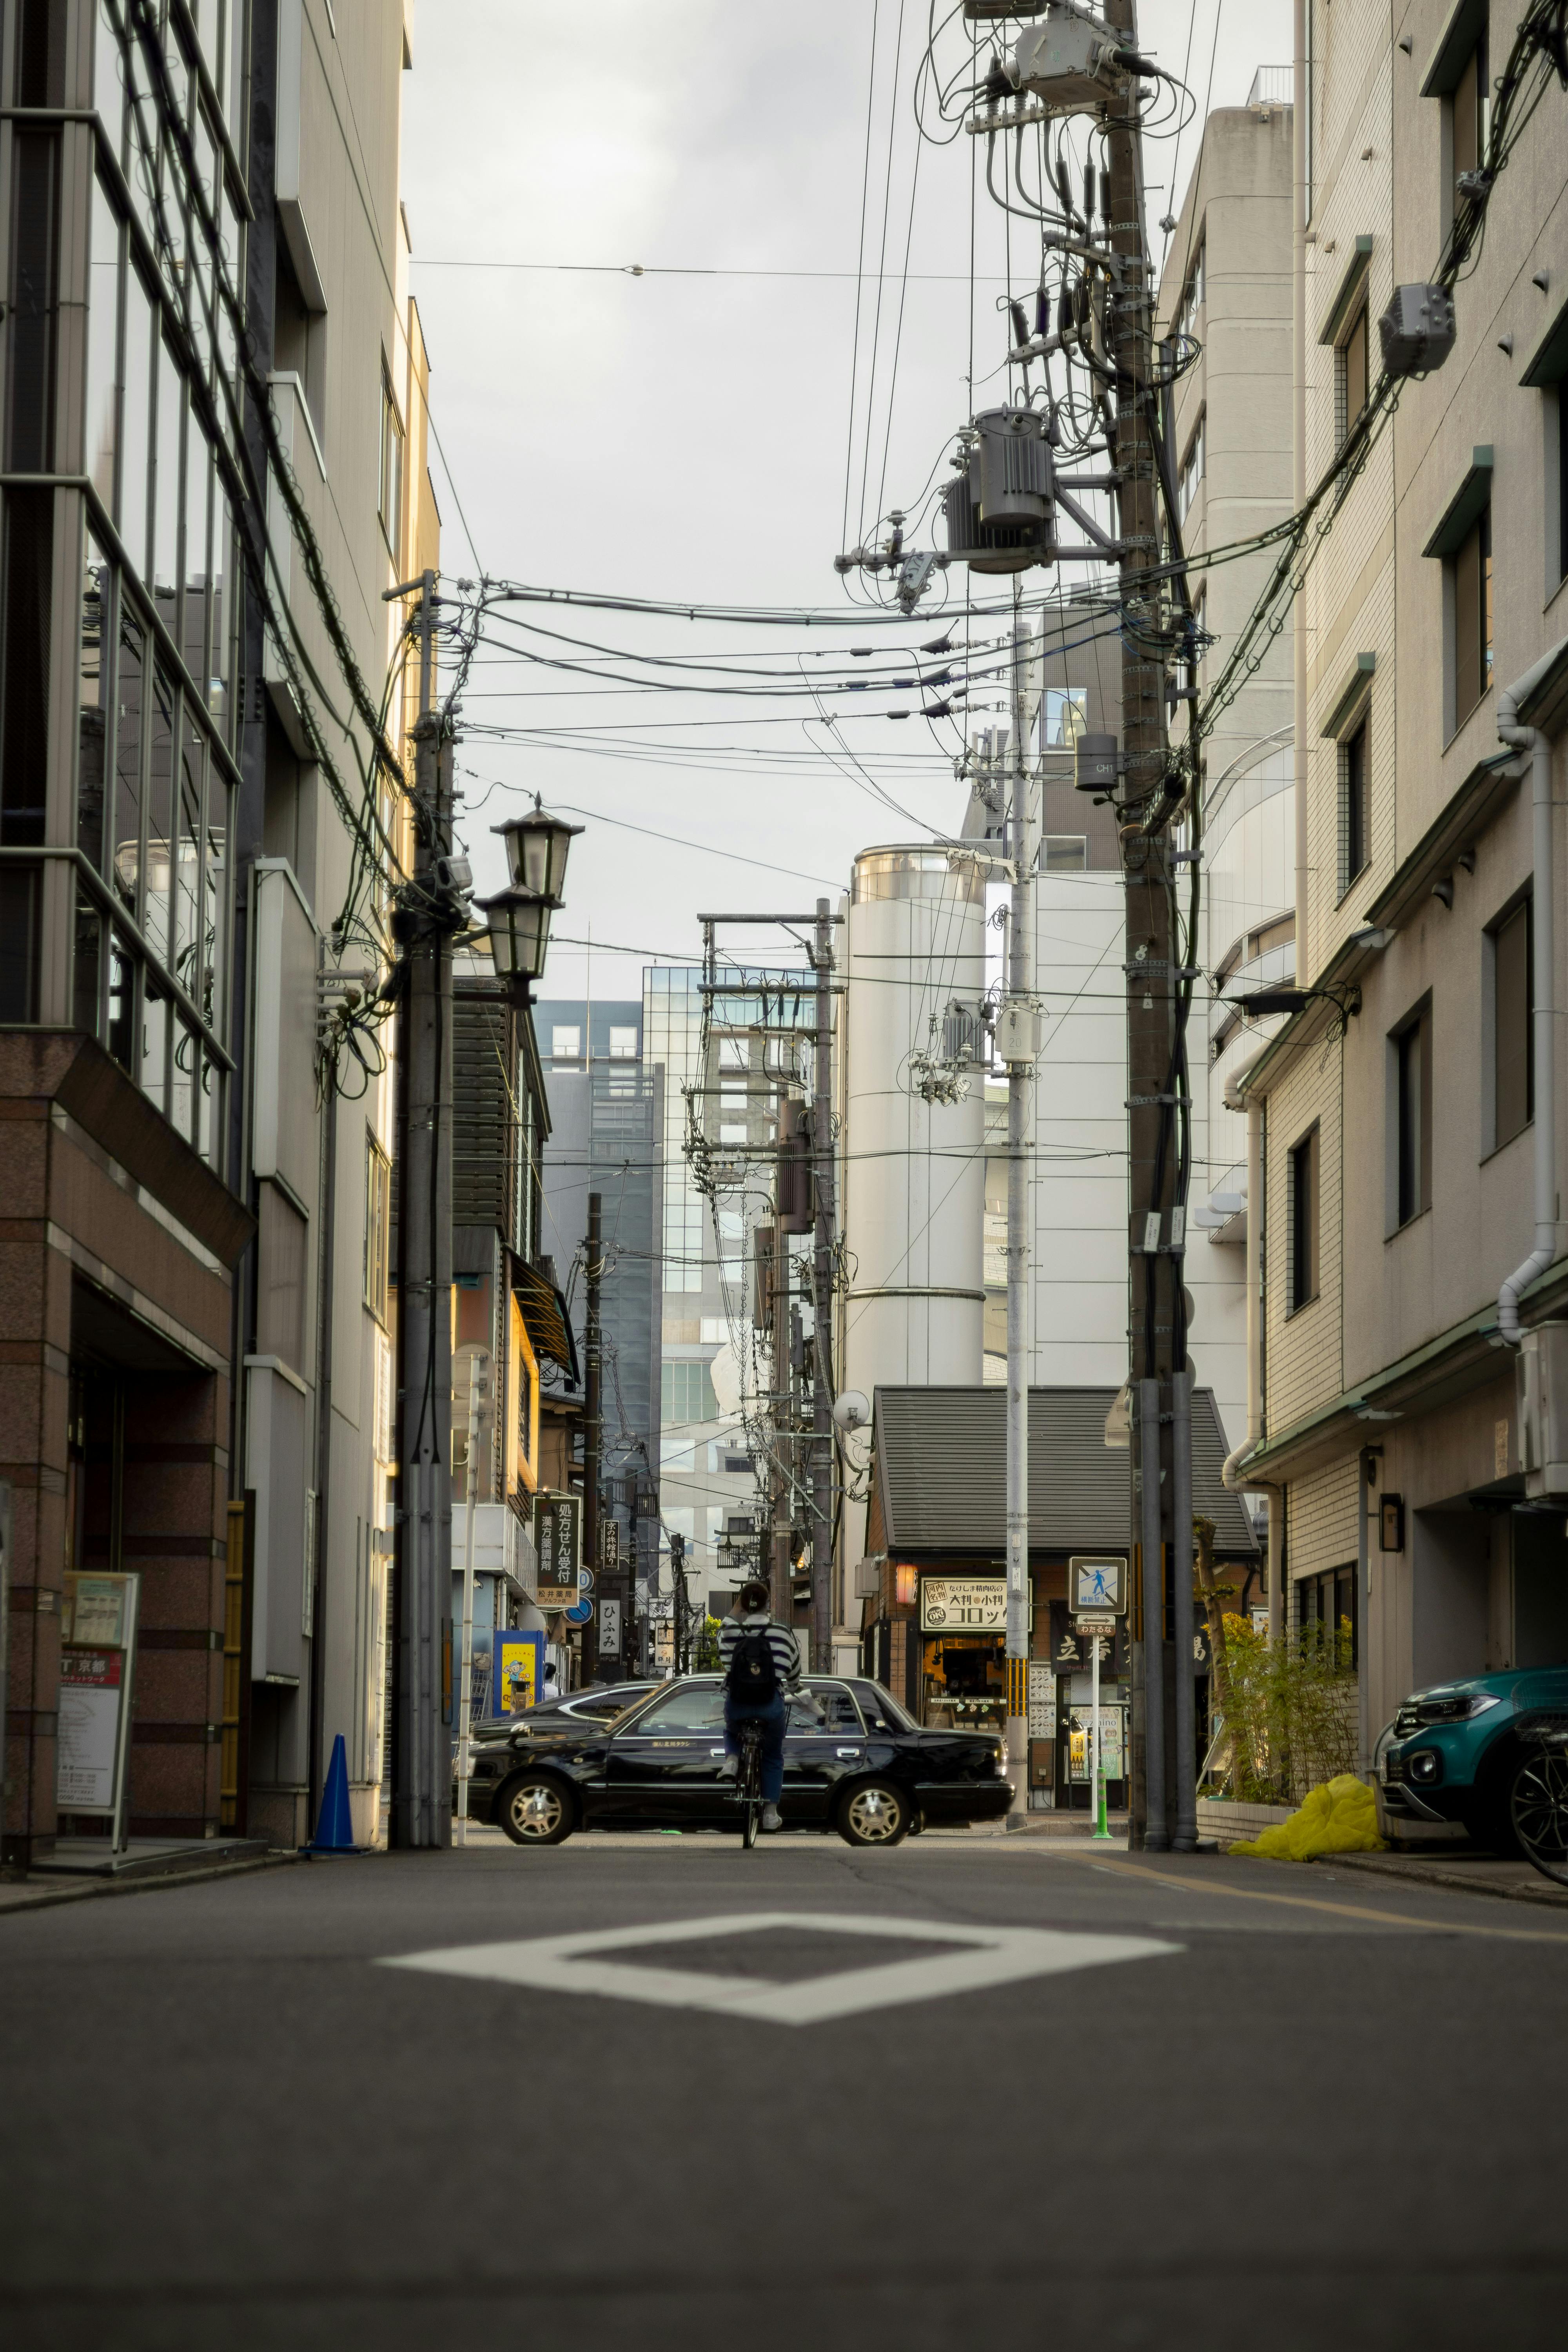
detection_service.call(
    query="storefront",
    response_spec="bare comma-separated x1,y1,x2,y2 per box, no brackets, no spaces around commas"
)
856,1383,1260,1807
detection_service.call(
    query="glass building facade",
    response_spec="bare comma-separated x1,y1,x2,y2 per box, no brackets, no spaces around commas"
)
3,2,248,1152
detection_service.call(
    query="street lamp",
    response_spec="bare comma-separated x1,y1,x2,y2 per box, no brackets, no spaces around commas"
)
478,886,554,985
492,798,583,903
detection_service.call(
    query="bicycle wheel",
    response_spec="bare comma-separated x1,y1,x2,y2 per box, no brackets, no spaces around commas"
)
1510,1746,1568,1886
740,1730,762,1851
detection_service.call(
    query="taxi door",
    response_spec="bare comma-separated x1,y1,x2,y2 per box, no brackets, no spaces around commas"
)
782,1682,868,1822
603,1683,729,1823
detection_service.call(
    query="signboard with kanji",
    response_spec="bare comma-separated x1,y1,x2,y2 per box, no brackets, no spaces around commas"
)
533,1491,581,1608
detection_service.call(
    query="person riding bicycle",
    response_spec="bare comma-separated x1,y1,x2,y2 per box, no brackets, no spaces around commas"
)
717,1578,801,1834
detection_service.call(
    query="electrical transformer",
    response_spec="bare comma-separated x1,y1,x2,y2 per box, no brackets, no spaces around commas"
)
942,406,1056,573
1011,4,1129,111
1074,731,1118,793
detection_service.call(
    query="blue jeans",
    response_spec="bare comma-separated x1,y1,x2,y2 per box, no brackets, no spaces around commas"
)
724,1691,787,1803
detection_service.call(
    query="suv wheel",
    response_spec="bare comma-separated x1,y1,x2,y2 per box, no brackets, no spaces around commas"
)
497,1771,575,1846
1510,1746,1568,1886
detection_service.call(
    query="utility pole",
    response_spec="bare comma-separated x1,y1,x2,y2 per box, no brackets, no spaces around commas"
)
810,898,836,1671
1103,0,1192,1851
392,568,453,1849
582,1192,604,1680
453,1347,488,1846
1000,614,1038,1818
769,1206,792,1625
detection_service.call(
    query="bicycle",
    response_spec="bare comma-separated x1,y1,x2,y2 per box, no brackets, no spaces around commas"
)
734,1715,765,1851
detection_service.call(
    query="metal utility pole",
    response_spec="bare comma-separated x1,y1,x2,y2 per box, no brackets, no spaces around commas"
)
810,898,836,1671
769,1212,793,1625
1103,0,1191,1851
392,569,453,1848
1000,615,1038,1818
582,1192,604,1679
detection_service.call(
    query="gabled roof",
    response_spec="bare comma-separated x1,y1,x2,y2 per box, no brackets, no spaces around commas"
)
874,1385,1259,1559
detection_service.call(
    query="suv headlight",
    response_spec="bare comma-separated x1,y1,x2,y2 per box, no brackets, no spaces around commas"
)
1414,1693,1501,1727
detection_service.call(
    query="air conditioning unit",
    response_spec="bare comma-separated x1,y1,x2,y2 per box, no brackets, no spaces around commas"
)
1013,5,1129,111
1517,1321,1568,1497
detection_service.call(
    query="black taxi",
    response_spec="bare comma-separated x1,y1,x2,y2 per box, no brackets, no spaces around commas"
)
465,1674,1012,1847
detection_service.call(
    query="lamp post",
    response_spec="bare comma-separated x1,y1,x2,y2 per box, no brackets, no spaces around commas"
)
492,800,583,902
477,886,555,991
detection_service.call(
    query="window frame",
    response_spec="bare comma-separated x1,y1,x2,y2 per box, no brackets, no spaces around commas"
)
1450,504,1494,727
1287,1123,1320,1315
1388,1000,1434,1234
363,1133,391,1322
1338,712,1370,898
377,361,405,559
1336,299,1370,451
1486,891,1534,1156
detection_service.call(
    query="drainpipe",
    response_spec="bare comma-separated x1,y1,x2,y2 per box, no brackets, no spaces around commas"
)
1222,1091,1284,1632
1495,640,1567,1341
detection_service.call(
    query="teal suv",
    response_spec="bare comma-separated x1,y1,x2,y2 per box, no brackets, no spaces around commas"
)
1380,1667,1568,1885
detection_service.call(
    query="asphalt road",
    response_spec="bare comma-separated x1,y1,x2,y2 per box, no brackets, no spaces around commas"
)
3,1826,1567,2352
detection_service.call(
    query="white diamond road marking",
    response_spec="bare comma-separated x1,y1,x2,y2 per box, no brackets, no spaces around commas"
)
379,1909,1181,2026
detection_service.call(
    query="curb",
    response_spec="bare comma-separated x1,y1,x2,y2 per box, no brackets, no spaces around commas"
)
1318,1849,1568,1910
0,1848,303,1918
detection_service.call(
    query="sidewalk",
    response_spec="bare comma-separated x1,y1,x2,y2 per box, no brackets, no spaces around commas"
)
0,1844,299,1917
1316,1846,1568,1910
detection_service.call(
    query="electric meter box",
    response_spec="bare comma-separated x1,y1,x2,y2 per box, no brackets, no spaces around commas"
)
1517,1321,1568,1499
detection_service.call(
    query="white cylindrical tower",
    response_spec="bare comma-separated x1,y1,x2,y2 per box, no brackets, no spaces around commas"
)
841,846,988,1466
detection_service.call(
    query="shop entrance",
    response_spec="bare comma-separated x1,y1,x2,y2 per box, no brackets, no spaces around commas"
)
921,1635,1005,1733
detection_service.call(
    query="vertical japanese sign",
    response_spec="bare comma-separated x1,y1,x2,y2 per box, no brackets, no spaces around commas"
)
533,1491,582,1608
57,1570,140,1847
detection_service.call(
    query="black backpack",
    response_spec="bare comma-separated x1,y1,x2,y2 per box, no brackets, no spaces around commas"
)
727,1623,778,1704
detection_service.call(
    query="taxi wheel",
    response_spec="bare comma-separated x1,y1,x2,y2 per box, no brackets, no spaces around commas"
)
497,1771,575,1847
837,1779,910,1848
1509,1747,1568,1886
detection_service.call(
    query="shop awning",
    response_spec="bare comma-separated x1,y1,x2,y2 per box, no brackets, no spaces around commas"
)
509,1254,580,1388
874,1385,1259,1559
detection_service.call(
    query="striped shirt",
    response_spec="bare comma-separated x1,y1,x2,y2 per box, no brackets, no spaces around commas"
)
718,1613,801,1698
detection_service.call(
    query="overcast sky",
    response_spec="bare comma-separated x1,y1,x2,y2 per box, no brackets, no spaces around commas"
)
400,1,1291,1000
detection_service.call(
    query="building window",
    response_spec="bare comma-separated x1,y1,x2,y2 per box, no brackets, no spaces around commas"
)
1042,686,1087,746
1558,388,1568,586
662,1360,720,1427
1175,242,1204,345
1296,1565,1357,1667
1339,715,1369,894
364,1136,390,1321
1043,835,1087,873
1178,412,1205,520
1451,25,1489,196
550,1025,581,1061
378,367,404,557
1452,506,1493,722
607,1024,637,1060
1393,1005,1432,1229
1492,897,1534,1149
1288,1125,1319,1313
1337,301,1369,448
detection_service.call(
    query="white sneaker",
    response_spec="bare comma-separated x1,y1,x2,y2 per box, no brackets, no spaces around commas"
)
717,1754,738,1779
761,1804,782,1833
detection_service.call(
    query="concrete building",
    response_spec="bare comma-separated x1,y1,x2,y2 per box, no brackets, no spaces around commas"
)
1155,83,1298,1461
1232,3,1568,1755
0,2,437,1861
533,995,662,1667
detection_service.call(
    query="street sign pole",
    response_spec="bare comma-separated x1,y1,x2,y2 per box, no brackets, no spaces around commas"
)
1091,1632,1113,1842
453,1348,489,1847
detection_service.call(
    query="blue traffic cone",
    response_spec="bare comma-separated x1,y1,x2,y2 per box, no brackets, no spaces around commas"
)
303,1733,361,1854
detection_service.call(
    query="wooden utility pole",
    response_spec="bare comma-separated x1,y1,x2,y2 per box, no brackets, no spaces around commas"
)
810,900,837,1671
1102,0,1193,1851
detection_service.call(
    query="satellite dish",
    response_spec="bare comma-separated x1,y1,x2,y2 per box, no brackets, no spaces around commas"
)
832,1389,871,1434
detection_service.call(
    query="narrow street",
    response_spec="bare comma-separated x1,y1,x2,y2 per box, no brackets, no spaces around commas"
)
3,1842,1565,2351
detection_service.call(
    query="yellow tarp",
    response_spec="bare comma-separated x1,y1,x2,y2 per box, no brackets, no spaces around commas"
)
1229,1773,1386,1861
